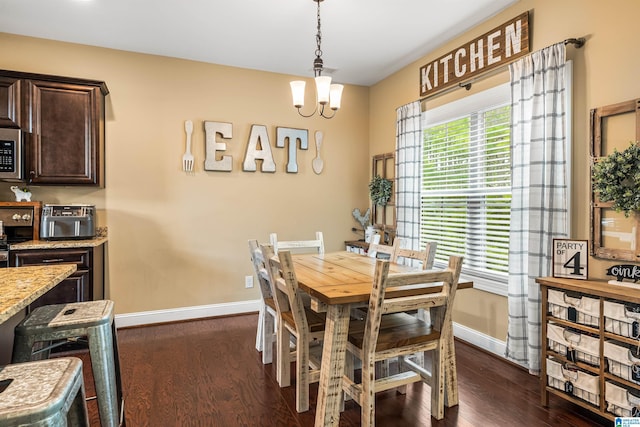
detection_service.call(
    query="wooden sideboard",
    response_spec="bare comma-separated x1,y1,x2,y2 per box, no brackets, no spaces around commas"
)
537,276,640,421
345,240,369,254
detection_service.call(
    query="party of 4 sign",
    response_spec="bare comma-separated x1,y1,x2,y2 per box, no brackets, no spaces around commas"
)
552,239,589,280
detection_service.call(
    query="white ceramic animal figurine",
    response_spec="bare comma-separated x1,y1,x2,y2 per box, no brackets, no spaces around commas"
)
10,186,31,202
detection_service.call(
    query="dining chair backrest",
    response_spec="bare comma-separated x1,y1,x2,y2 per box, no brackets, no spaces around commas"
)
368,236,399,260
264,247,309,334
260,244,292,320
248,239,279,364
393,240,438,270
248,239,274,302
269,231,325,254
368,255,463,337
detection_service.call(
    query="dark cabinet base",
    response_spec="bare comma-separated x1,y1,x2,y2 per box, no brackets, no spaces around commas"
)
10,245,104,311
28,274,90,311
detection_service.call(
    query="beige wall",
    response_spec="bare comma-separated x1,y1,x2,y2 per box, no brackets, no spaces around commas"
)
370,0,640,340
0,33,370,314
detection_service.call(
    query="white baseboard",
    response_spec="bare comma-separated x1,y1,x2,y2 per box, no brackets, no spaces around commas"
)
114,299,262,328
453,321,506,359
114,300,508,362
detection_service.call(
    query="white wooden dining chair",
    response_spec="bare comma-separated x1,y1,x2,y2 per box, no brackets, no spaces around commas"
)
390,239,440,369
248,239,277,365
367,236,399,260
354,235,399,323
269,231,325,254
393,240,437,270
262,244,326,413
341,255,463,425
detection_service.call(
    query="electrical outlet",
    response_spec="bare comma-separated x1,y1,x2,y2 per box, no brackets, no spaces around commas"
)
245,275,254,288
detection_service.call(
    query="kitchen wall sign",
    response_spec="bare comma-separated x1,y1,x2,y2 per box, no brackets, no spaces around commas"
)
202,121,311,174
419,11,529,98
552,239,589,280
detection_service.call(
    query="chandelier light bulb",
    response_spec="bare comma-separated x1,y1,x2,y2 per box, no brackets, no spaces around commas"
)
290,81,306,108
329,84,343,110
315,76,332,105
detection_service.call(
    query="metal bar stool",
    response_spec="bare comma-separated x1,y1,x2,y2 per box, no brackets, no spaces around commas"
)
12,300,125,427
0,357,89,426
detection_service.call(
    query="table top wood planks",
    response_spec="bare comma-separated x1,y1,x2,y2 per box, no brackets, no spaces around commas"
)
292,251,473,306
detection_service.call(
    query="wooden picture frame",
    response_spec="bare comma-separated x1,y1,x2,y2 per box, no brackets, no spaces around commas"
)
590,98,640,261
552,239,589,280
371,152,396,245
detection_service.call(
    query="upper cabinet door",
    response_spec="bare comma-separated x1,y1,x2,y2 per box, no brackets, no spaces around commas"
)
0,76,21,128
25,80,105,186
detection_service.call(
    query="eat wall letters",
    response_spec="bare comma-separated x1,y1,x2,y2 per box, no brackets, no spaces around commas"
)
204,121,233,172
203,121,310,174
242,125,276,172
276,127,308,173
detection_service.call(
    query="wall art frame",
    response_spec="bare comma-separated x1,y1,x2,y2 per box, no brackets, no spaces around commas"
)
590,98,640,261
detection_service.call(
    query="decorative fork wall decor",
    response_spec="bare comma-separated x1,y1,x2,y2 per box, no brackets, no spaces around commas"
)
182,120,194,172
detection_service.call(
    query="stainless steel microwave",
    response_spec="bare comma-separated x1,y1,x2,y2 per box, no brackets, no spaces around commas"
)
0,128,23,181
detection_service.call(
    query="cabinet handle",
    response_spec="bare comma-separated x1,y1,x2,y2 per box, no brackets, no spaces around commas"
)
42,258,65,263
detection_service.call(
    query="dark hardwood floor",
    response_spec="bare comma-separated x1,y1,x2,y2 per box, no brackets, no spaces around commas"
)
74,314,610,426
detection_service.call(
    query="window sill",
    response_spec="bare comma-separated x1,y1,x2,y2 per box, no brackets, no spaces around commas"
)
459,272,507,297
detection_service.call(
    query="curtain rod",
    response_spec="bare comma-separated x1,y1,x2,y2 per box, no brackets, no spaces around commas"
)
419,37,586,103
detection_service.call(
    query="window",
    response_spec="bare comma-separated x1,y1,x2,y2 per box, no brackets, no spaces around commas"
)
421,84,511,295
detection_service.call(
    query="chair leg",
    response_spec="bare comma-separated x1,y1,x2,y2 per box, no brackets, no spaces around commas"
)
444,335,458,407
255,303,265,352
431,342,446,420
68,378,91,426
261,310,274,364
361,356,376,427
295,336,310,412
277,324,291,387
88,323,120,427
375,359,390,378
342,352,354,407
395,356,408,395
11,333,35,363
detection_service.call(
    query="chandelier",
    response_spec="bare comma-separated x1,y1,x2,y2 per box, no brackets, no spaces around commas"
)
290,0,343,119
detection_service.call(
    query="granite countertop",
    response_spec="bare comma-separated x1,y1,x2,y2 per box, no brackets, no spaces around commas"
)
10,236,108,250
0,264,77,323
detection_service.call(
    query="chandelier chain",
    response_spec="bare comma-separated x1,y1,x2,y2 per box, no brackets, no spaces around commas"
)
314,0,323,76
290,0,342,119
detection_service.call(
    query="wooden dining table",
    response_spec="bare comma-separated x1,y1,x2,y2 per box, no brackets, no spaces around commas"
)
292,251,473,427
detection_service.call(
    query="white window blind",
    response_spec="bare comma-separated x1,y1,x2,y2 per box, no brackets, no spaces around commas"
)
422,84,511,285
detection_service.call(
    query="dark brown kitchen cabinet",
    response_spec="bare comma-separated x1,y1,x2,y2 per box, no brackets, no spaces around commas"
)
10,245,104,312
0,69,108,186
0,76,21,128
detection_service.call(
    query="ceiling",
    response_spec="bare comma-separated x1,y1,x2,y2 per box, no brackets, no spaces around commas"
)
0,0,520,86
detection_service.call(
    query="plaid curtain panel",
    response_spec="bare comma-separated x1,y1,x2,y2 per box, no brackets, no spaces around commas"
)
395,101,422,265
506,42,570,373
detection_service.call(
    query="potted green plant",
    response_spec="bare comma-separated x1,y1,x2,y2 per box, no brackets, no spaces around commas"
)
369,175,393,206
592,142,640,217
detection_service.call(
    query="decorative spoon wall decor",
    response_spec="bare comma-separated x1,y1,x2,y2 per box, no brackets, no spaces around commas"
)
312,130,324,174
